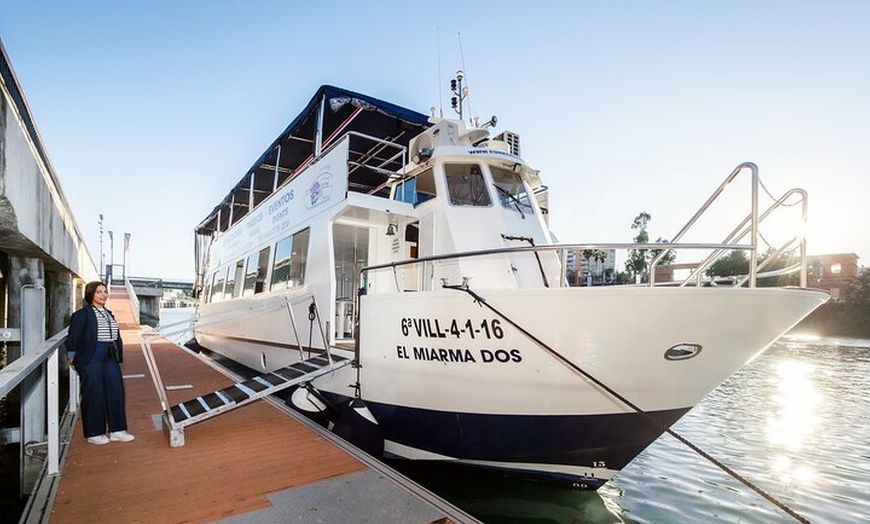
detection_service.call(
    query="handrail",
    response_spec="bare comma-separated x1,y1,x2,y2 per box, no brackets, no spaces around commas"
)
0,328,69,479
140,292,336,438
153,292,334,356
649,162,758,286
649,163,809,289
123,278,141,324
0,330,66,398
680,189,808,288
359,241,755,293
362,242,753,274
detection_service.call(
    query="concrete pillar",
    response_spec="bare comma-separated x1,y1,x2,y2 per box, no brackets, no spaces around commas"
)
0,252,8,366
8,256,45,496
46,269,72,339
20,286,45,495
7,256,44,361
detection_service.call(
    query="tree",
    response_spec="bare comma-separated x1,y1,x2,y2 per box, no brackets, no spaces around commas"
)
707,250,749,278
626,212,651,281
651,236,677,266
706,248,823,288
593,250,609,283
844,267,870,335
580,249,608,285
845,267,870,306
625,212,675,282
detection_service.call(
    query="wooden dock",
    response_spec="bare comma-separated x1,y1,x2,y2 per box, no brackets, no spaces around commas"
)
40,287,473,523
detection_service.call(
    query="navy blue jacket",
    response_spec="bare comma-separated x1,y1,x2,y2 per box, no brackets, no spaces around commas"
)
66,306,124,365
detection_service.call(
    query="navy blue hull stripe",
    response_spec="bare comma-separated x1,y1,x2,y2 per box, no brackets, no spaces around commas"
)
322,393,688,472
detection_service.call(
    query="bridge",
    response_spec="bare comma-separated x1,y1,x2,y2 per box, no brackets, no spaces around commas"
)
116,277,196,324
124,277,195,293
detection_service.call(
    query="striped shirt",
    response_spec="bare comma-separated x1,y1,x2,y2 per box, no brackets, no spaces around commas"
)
93,307,118,342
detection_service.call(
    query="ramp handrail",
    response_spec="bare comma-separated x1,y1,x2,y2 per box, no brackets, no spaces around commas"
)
140,293,335,424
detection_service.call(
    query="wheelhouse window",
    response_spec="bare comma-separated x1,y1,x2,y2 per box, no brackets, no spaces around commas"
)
445,164,491,207
270,228,311,291
393,167,436,206
491,165,534,214
243,246,271,296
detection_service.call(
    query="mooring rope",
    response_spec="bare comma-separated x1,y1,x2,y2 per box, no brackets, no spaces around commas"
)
446,285,811,524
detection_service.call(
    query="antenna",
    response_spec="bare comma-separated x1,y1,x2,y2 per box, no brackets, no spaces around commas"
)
437,27,444,118
458,32,473,124
450,70,467,120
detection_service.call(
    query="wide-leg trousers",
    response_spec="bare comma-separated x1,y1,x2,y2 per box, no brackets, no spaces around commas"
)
76,341,128,438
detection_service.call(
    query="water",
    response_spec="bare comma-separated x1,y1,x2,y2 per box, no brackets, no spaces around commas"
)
157,307,870,523
393,336,870,524
158,306,196,344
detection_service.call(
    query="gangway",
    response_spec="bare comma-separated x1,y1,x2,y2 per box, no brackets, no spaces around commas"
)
162,353,350,446
139,294,350,447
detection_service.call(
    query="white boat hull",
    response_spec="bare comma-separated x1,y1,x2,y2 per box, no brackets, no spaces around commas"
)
196,285,827,487
190,86,830,487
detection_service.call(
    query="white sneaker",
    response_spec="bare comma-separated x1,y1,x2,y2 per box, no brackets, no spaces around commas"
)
87,435,110,445
109,431,135,442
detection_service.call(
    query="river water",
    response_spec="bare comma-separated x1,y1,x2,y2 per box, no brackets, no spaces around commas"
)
394,336,870,524
160,308,870,523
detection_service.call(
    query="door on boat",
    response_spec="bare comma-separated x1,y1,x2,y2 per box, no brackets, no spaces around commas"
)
333,223,370,341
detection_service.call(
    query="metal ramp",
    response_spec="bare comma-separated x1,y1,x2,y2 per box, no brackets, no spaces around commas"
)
138,293,351,447
162,353,351,446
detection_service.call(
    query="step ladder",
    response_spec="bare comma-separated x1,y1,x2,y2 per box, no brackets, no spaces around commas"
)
160,353,351,446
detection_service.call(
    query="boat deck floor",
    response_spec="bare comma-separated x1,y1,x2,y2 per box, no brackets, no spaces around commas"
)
47,287,464,523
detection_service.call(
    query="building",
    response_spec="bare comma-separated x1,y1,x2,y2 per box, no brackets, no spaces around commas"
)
565,249,617,286
810,253,859,301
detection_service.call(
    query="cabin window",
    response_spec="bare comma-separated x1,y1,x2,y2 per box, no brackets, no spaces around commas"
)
490,165,535,213
393,167,436,206
445,163,491,207
270,228,311,290
223,265,235,300
203,277,212,303
225,259,245,299
243,246,271,296
210,270,225,303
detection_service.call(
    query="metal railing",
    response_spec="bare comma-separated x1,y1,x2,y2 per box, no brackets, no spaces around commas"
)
0,287,77,488
140,293,335,411
0,329,69,479
139,292,336,446
649,162,809,288
123,279,141,325
359,241,756,293
359,162,810,293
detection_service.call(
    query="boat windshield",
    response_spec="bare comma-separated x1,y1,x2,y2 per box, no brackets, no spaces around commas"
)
491,165,534,214
445,163,492,207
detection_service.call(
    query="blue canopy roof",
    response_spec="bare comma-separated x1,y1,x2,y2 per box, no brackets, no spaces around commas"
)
196,85,431,234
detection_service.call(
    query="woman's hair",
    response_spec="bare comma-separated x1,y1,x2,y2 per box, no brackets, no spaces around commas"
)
83,281,107,305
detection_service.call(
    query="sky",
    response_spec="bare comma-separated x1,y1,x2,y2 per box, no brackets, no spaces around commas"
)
2,1,868,280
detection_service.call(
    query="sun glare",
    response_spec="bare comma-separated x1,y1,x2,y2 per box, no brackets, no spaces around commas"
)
766,359,820,486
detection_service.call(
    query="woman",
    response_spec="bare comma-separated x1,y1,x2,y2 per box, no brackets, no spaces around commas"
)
67,281,135,445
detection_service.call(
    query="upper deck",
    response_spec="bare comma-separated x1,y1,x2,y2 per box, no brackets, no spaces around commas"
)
195,85,431,237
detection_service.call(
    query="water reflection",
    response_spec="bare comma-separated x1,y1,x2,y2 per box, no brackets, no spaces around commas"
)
766,359,820,488
388,460,632,524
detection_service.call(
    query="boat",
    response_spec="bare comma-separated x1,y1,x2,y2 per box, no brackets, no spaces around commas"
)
191,83,829,488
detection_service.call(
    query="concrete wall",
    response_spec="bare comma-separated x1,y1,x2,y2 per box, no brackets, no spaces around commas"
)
0,67,98,283
0,42,98,342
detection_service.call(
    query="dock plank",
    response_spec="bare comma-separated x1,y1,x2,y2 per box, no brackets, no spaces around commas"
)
50,288,367,523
